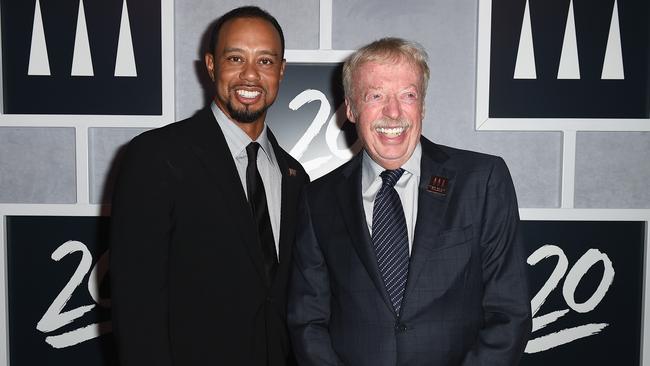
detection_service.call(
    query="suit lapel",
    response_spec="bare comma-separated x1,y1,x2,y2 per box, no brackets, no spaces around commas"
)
336,154,397,317
404,138,456,301
183,108,269,287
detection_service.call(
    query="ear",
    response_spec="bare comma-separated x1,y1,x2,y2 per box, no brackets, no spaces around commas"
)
279,59,286,80
204,53,215,81
421,100,426,120
345,98,356,123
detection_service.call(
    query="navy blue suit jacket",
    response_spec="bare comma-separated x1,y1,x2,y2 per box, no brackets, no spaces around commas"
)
288,137,531,366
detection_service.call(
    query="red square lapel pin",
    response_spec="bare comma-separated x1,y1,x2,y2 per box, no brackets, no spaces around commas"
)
427,175,449,195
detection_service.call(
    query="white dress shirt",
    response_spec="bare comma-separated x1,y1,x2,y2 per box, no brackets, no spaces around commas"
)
361,143,422,254
211,103,282,257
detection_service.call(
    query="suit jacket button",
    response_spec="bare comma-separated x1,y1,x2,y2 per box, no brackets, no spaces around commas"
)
395,323,407,333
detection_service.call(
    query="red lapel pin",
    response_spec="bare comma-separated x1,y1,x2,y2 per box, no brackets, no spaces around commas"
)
288,168,297,177
427,176,448,195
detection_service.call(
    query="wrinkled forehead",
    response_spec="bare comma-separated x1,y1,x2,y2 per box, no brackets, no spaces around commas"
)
353,59,423,90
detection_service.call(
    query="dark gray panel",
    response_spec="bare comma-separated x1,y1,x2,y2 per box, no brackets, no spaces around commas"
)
88,128,149,204
575,132,650,208
175,0,319,120
0,127,76,203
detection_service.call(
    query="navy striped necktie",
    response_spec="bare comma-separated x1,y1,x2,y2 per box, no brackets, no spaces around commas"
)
372,168,409,316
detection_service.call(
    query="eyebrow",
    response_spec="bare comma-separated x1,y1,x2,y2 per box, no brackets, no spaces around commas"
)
223,47,280,57
364,85,417,92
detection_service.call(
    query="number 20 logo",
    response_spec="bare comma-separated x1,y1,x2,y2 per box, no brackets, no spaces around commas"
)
36,241,110,349
525,245,614,353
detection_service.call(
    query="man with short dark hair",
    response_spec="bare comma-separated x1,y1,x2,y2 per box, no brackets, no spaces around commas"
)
110,6,307,366
288,37,531,365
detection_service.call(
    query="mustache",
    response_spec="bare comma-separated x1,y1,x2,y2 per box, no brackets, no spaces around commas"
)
371,117,411,129
233,83,263,89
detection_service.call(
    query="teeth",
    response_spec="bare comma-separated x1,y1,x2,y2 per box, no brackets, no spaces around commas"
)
236,90,260,99
376,127,405,137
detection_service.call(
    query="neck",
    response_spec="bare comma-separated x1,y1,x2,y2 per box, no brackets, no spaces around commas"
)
235,119,265,140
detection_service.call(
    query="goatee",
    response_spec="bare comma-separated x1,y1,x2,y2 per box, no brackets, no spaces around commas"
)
227,102,268,124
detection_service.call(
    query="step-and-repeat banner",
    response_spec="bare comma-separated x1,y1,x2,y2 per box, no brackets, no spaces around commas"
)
2,0,649,362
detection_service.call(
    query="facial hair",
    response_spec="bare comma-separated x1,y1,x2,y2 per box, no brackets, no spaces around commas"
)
226,101,269,124
372,116,412,130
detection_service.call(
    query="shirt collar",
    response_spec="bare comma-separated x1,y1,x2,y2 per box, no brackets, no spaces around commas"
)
211,102,275,164
362,142,422,191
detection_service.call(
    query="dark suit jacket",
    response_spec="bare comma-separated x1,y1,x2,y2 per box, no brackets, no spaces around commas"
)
288,137,531,366
110,107,308,366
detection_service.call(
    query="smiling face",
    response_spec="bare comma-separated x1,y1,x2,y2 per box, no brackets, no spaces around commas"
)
346,59,424,170
205,17,285,138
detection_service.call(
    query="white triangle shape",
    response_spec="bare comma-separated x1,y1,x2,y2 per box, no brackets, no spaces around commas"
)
557,0,580,79
513,0,536,79
601,0,624,79
114,0,137,77
71,0,94,76
28,0,51,76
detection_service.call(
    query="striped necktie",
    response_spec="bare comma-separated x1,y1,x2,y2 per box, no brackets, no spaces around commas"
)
372,168,409,315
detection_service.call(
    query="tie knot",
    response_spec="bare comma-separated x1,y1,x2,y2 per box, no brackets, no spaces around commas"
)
380,168,405,189
246,142,261,163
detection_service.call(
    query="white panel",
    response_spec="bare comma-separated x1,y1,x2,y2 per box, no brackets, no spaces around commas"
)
71,0,94,77
319,0,332,49
601,0,624,80
557,0,580,79
27,0,50,76
513,0,536,79
114,0,138,77
77,127,89,204
561,131,576,208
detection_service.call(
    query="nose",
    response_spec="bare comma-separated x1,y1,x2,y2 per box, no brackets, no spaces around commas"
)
382,95,401,120
239,61,260,82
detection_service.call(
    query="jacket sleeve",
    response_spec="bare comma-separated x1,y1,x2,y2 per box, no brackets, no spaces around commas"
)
109,134,175,366
287,191,345,366
460,157,532,366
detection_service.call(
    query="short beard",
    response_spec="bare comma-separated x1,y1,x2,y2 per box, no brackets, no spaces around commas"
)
226,102,268,124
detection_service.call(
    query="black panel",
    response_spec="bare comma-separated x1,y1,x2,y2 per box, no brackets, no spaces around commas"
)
520,221,644,365
489,0,649,119
6,216,116,365
1,0,162,115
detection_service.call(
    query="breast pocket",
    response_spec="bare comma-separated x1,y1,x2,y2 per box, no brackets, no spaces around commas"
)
415,225,473,292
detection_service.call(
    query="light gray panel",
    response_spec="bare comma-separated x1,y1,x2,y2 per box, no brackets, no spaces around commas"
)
575,132,650,208
89,128,149,204
0,127,76,203
334,0,562,207
431,127,562,208
175,0,319,120
334,0,471,50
